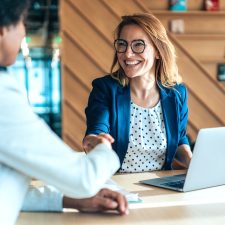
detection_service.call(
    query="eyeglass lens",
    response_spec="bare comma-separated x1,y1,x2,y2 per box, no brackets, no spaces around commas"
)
114,39,145,54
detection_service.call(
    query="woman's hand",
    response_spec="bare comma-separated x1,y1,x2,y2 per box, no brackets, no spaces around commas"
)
172,144,192,169
83,133,114,153
63,188,129,215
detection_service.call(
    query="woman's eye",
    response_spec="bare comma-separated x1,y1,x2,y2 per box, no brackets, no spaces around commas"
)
134,42,144,47
118,42,126,46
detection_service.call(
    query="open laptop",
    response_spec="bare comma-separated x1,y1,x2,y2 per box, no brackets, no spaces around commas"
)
140,127,225,192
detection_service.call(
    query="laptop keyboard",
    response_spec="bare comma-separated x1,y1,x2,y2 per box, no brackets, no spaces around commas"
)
161,179,185,189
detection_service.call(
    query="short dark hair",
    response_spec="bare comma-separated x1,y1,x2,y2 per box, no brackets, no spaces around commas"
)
0,0,30,27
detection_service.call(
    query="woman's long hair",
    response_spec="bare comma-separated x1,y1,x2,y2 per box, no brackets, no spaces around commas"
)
110,13,182,88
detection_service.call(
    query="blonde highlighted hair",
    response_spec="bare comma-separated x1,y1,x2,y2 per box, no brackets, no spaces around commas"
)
110,13,182,88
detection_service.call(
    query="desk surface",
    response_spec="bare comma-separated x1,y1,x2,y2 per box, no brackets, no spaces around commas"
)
17,170,225,225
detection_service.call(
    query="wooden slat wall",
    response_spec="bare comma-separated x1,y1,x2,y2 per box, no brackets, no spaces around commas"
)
176,35,225,94
60,0,225,150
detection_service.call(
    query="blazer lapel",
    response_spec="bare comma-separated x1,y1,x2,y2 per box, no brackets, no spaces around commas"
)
116,85,131,165
160,87,179,169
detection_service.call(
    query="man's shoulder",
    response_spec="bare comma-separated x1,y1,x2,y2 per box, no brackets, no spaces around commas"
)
0,72,24,92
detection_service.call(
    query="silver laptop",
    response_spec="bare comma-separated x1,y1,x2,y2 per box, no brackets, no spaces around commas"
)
140,127,225,192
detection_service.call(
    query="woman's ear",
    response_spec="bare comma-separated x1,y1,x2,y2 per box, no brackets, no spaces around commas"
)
155,51,160,59
0,27,4,36
0,26,8,37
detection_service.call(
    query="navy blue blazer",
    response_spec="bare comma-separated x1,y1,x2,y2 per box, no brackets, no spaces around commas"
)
85,75,189,170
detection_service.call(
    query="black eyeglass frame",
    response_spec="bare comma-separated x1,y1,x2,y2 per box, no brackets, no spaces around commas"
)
114,39,146,54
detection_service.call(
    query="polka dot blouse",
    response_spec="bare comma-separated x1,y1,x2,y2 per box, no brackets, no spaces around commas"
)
120,101,167,173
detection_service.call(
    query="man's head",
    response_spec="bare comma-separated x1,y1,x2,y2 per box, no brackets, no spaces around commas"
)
0,0,30,27
0,0,30,66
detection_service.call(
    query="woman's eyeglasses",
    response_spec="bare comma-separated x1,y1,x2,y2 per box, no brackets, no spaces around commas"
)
114,39,146,54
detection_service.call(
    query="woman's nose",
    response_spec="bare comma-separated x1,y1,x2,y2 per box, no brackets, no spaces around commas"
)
125,45,135,57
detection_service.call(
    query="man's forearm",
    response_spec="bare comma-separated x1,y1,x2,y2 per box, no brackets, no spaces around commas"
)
62,196,80,209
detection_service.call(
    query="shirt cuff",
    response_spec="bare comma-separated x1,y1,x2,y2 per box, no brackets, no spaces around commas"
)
87,143,120,174
22,185,63,212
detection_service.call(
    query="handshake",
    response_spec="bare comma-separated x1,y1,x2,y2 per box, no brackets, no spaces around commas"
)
83,133,115,153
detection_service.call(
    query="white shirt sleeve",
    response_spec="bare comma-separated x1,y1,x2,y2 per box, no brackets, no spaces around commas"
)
0,164,30,225
0,74,120,209
22,185,63,212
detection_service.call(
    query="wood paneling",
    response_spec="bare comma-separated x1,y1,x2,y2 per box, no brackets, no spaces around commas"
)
152,12,225,34
62,33,104,87
177,35,225,59
62,102,86,151
61,1,113,71
62,66,89,119
60,0,225,150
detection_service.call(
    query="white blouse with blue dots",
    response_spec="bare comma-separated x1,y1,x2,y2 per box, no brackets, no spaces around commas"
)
120,101,167,173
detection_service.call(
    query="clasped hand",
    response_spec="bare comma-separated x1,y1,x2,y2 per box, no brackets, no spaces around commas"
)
83,133,115,153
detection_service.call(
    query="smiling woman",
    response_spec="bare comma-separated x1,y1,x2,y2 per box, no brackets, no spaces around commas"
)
115,24,158,88
83,13,192,173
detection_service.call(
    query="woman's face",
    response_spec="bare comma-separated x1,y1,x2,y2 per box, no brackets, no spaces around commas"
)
116,24,158,79
0,19,25,66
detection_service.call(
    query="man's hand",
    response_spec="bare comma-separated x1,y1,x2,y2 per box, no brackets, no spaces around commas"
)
83,133,114,153
63,188,129,215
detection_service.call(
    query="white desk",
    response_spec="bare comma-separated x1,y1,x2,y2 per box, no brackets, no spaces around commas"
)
17,170,225,225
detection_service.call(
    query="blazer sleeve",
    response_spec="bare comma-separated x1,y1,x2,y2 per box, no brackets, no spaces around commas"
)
85,77,111,135
178,85,189,146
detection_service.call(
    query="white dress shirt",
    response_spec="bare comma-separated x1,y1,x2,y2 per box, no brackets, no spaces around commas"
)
0,72,120,224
